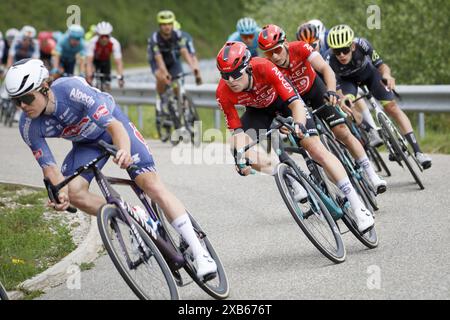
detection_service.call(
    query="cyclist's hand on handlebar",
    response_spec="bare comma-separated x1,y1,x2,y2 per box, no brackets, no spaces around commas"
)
382,76,396,91
340,97,354,117
118,79,125,88
48,191,70,212
294,122,307,140
164,73,172,85
113,149,133,169
323,90,340,106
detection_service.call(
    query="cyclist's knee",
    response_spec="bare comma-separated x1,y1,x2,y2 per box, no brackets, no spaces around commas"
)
333,124,352,143
303,139,327,165
383,101,400,116
136,173,166,201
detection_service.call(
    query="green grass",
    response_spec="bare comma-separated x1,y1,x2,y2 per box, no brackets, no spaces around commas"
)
0,184,76,292
406,112,450,154
79,262,95,271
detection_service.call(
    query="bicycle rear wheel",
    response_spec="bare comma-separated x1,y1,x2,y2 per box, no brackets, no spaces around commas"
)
275,163,346,264
367,146,391,177
378,113,424,190
153,202,230,299
182,94,200,143
97,204,179,300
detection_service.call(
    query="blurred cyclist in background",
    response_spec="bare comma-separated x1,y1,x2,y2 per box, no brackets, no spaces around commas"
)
38,31,57,69
227,17,261,57
86,21,125,90
1,28,19,69
85,24,98,42
6,26,40,68
174,20,202,85
52,24,86,77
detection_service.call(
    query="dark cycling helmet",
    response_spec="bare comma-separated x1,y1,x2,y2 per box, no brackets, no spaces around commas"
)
216,41,251,73
257,24,286,52
296,23,319,43
327,24,355,49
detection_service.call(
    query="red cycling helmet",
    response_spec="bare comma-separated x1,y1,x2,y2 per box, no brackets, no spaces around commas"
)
258,24,286,52
216,41,251,79
296,23,319,43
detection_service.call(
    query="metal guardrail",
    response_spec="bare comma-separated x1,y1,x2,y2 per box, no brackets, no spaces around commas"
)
111,84,450,138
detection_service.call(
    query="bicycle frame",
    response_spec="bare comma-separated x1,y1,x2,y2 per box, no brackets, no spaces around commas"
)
236,117,345,220
47,143,186,271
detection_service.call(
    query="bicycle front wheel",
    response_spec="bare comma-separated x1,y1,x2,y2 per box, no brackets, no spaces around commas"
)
97,204,179,300
153,202,230,300
378,113,424,190
274,163,346,264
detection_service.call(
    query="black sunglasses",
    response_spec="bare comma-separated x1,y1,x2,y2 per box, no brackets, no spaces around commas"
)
220,67,245,81
13,93,36,106
332,46,351,56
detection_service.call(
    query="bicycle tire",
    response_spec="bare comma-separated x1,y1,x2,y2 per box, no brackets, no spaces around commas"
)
0,282,9,300
368,146,392,177
314,163,379,249
378,113,424,190
97,204,179,300
274,163,346,264
168,101,183,146
321,133,376,211
152,202,230,299
182,94,200,143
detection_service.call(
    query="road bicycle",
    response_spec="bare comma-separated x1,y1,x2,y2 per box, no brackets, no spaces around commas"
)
44,140,229,300
312,105,380,212
92,72,123,93
236,116,378,264
156,73,199,145
355,85,425,189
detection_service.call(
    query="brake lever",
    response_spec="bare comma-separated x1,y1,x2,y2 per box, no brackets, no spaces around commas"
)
44,178,77,213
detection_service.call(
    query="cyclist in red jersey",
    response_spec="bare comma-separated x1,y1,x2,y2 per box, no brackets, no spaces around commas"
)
216,41,375,233
86,22,124,90
258,24,386,194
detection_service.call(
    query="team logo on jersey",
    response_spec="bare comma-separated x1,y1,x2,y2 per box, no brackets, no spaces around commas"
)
61,117,90,138
272,67,294,93
32,149,43,160
70,88,95,107
93,105,110,120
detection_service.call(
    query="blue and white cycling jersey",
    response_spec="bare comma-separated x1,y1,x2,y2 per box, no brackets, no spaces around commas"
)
8,35,40,62
19,77,155,181
227,30,261,57
55,33,86,62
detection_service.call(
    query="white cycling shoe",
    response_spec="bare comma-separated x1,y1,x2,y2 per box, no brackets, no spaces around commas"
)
288,175,308,203
354,207,375,233
371,177,387,195
194,252,217,281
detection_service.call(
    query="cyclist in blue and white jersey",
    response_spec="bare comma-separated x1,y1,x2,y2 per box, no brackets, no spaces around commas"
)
6,26,40,68
4,59,218,280
227,17,261,57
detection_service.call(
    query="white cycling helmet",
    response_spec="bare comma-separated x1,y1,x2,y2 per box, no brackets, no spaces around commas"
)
5,59,49,98
21,25,37,39
308,19,326,36
6,28,19,39
96,21,113,36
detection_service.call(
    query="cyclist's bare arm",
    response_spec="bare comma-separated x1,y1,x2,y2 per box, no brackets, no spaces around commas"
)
310,55,337,92
6,55,13,69
86,55,95,81
155,54,171,82
378,63,395,90
180,47,198,73
52,53,61,72
106,120,132,169
78,56,86,75
114,58,124,79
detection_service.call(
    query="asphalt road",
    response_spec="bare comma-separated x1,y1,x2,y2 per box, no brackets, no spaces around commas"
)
0,124,449,300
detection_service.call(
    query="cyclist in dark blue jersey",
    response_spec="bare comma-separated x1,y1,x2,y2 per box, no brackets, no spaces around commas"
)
148,10,201,122
4,58,218,280
325,25,431,169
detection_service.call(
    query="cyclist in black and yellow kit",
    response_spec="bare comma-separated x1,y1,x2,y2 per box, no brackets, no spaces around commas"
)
324,25,432,169
147,10,201,127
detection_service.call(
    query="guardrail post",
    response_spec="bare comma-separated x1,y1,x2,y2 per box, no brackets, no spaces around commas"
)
123,105,129,117
138,105,143,131
214,110,221,129
418,112,425,139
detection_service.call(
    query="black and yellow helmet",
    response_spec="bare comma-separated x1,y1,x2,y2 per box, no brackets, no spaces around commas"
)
327,24,355,49
157,10,175,24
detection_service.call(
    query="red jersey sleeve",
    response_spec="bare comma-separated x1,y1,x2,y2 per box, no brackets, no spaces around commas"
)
216,82,242,130
264,60,299,104
293,41,316,61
